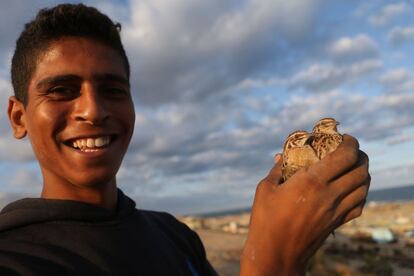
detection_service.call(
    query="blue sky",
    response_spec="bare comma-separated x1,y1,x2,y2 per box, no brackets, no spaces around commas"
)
0,0,413,214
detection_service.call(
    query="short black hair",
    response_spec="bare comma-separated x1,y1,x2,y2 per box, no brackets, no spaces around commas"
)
11,3,130,105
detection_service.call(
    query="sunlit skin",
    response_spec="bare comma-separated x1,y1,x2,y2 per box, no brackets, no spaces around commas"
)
8,37,135,209
6,37,370,276
240,135,370,275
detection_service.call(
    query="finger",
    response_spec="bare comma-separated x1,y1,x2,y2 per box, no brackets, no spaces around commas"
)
274,153,281,164
334,176,370,222
256,156,283,197
342,199,367,224
330,150,369,199
308,134,360,183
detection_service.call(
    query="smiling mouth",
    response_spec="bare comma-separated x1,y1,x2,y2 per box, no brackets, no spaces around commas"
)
64,136,115,152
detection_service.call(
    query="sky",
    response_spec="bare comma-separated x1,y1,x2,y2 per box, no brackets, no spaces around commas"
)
0,0,413,215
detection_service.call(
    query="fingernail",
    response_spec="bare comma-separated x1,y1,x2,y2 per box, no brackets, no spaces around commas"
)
274,154,281,162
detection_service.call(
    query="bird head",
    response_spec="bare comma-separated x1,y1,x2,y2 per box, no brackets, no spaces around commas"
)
312,118,340,134
283,130,311,151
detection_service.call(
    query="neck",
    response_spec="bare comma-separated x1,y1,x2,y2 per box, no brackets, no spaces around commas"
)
41,178,118,210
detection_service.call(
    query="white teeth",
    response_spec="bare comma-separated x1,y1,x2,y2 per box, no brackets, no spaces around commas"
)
87,138,94,148
95,137,106,147
70,136,111,149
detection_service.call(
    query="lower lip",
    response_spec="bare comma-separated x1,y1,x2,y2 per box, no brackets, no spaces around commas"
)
70,146,110,157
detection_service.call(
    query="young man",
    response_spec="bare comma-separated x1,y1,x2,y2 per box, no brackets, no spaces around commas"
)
1,3,370,275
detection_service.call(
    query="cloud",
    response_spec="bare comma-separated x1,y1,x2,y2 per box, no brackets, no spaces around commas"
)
288,59,382,92
0,192,24,210
0,0,413,214
0,0,60,68
0,76,36,162
379,68,411,85
387,134,414,145
379,68,414,93
1,83,413,214
387,26,414,46
122,0,324,105
371,162,414,189
368,2,411,27
328,34,379,63
0,136,36,162
0,76,11,115
375,91,414,111
0,163,43,208
113,86,414,213
353,1,375,18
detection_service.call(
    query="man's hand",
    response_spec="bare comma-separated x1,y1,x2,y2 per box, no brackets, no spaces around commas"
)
240,135,370,276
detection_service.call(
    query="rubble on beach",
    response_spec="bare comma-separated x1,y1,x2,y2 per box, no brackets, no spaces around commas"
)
179,201,414,276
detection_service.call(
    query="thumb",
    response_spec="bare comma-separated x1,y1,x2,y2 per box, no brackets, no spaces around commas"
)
274,153,282,164
266,153,283,185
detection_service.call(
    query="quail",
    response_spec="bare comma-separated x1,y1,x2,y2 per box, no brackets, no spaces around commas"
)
310,118,343,160
281,118,343,183
281,131,319,183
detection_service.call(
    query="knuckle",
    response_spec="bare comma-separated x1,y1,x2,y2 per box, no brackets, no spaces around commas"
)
347,207,362,221
360,150,369,163
346,148,359,165
358,165,371,182
357,185,368,199
256,179,271,196
354,137,360,149
355,206,363,218
361,199,367,208
256,180,266,193
342,134,359,149
359,151,370,170
364,183,370,195
336,143,359,166
366,173,371,185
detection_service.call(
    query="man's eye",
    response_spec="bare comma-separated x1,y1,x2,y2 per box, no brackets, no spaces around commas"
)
48,87,77,99
103,87,128,96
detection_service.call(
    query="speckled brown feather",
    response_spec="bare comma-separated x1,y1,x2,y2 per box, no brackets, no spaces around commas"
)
281,118,343,183
310,133,343,159
310,118,343,160
281,131,319,182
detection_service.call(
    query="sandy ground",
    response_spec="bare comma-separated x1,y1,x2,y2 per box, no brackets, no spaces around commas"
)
192,201,414,275
197,229,246,276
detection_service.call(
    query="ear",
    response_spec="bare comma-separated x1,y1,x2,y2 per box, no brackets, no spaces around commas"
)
8,96,27,139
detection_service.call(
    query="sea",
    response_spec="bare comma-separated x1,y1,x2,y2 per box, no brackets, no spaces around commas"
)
198,184,414,217
366,184,414,202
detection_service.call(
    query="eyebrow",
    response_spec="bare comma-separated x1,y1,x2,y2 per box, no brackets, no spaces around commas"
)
94,73,130,87
36,74,80,90
35,73,130,90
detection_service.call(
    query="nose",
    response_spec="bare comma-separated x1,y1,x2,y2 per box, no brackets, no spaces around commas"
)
72,83,109,125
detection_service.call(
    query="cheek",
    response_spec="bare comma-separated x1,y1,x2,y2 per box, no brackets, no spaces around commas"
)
126,106,135,129
26,107,66,156
114,103,135,134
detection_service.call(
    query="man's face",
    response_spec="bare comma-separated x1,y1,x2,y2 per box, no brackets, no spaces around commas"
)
18,37,135,188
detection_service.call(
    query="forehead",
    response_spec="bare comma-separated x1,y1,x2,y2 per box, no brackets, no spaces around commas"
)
30,37,127,85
